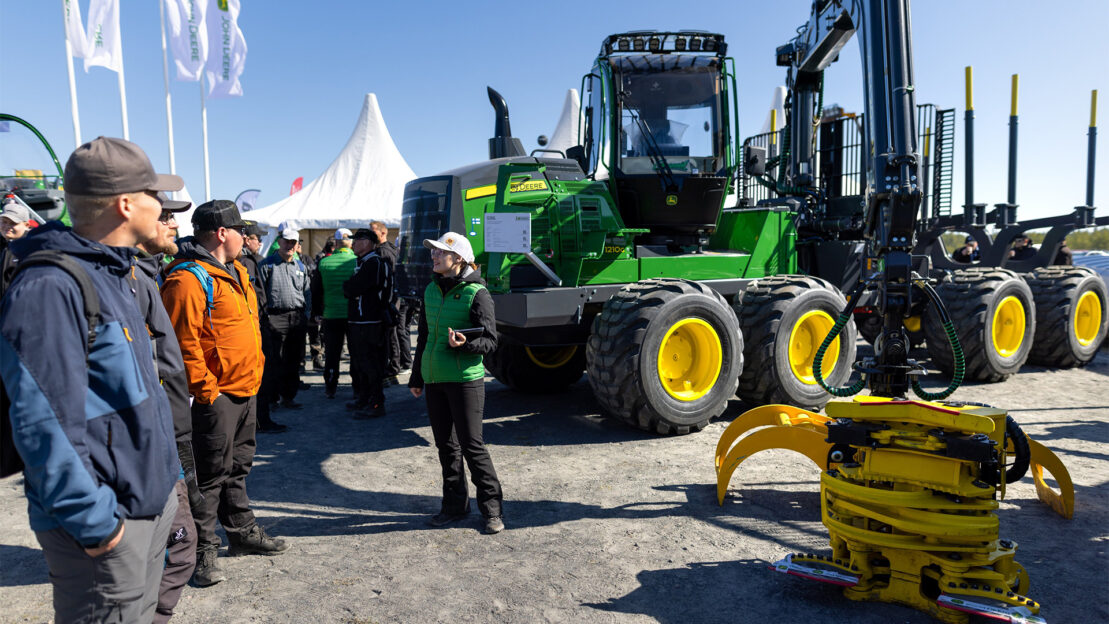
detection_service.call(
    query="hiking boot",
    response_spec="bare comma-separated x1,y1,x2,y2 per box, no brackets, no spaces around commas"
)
345,399,369,411
428,509,469,527
483,516,505,535
257,419,288,433
192,549,226,587
228,525,289,556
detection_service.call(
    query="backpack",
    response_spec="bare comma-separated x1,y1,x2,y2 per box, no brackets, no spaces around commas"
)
1,250,101,478
165,261,215,329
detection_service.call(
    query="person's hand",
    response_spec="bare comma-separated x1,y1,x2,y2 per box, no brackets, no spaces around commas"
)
410,387,423,398
84,522,124,557
447,327,466,348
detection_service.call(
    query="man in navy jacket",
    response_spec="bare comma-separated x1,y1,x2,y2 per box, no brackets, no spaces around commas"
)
0,137,181,623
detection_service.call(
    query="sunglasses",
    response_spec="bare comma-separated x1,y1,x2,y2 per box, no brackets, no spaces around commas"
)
158,211,177,223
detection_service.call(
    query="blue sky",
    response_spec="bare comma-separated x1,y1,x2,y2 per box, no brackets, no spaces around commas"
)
1,0,1107,221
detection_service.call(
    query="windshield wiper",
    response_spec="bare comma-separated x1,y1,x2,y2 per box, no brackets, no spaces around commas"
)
626,105,678,194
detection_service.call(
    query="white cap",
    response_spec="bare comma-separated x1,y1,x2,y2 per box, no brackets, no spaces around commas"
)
423,231,474,264
281,228,299,241
334,227,352,240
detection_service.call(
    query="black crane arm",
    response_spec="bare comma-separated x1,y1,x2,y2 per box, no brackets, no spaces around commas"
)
781,0,957,399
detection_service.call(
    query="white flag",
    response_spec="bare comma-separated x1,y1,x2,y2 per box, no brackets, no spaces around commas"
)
63,0,88,58
165,0,209,81
205,0,247,98
84,0,122,73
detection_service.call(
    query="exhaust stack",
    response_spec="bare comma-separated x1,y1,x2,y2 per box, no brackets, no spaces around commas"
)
487,87,526,159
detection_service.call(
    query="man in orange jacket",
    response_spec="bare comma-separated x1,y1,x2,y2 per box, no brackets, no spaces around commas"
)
160,200,288,588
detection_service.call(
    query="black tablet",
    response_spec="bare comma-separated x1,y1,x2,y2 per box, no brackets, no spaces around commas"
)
454,327,485,340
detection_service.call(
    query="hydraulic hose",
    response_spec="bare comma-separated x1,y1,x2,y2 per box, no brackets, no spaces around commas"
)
812,279,965,401
910,281,964,401
813,281,868,397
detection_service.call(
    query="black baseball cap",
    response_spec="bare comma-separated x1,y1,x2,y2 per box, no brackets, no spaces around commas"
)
158,192,191,212
352,228,376,240
192,200,247,231
242,220,267,237
64,137,184,196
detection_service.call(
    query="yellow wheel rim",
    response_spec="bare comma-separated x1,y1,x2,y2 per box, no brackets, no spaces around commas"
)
788,310,839,385
657,318,723,401
524,345,579,369
1074,291,1102,347
903,315,922,333
991,295,1026,357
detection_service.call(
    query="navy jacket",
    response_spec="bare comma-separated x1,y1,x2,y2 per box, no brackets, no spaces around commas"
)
0,223,178,547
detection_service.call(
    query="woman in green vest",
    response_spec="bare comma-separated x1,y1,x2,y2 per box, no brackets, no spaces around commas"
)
408,232,504,534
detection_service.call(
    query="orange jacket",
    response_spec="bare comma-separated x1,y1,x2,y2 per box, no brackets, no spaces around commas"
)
161,255,264,403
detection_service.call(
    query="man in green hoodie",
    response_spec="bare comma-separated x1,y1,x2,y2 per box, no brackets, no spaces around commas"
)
312,228,358,398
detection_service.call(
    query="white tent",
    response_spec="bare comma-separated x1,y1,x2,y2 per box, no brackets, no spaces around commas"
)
242,93,417,255
543,89,581,158
173,185,197,238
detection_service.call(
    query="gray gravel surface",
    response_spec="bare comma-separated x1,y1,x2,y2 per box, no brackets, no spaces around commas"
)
2,346,1107,623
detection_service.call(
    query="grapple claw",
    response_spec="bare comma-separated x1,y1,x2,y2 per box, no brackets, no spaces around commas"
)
714,404,832,505
1026,437,1074,519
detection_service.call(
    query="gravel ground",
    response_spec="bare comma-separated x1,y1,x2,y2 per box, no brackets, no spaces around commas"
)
1,345,1106,623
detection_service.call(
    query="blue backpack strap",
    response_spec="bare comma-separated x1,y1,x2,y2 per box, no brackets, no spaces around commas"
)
166,261,214,312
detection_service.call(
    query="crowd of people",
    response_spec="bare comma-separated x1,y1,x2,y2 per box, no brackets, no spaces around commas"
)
0,137,503,623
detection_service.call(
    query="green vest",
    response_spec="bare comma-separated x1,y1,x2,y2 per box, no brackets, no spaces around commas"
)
319,247,357,319
421,279,486,383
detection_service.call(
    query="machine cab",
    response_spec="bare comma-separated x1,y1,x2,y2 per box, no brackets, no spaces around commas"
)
579,32,739,244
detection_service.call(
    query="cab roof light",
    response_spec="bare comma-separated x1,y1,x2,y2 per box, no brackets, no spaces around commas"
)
618,38,631,51
633,37,645,51
648,36,661,52
674,37,687,51
690,37,702,51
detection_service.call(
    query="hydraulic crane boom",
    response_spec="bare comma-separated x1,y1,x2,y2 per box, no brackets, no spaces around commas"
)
716,3,1072,621
779,0,939,398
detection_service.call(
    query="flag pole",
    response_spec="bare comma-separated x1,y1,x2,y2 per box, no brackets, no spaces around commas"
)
117,55,129,140
61,0,82,150
201,76,212,201
159,0,176,178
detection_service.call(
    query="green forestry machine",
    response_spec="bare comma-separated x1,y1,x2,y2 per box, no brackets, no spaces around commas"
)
0,113,69,224
398,31,865,434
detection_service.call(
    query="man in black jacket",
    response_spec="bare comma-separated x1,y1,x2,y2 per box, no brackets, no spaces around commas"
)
343,228,393,418
371,221,408,380
134,194,198,623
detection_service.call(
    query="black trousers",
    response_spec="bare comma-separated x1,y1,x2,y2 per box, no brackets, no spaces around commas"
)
307,316,323,362
387,298,419,375
425,379,502,518
260,310,307,406
191,394,257,552
349,322,387,408
322,318,349,395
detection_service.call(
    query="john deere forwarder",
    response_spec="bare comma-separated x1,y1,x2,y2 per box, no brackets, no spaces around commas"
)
398,31,864,434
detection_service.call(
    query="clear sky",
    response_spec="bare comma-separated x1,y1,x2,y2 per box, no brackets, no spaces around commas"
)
1,0,1107,222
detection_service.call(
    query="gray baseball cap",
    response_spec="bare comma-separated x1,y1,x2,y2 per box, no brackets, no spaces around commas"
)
64,137,184,196
1,201,30,223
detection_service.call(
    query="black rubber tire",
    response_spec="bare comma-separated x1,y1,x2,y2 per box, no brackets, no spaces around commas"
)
586,278,742,435
1025,266,1108,367
734,275,857,410
855,311,924,349
923,268,1036,382
485,342,586,393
